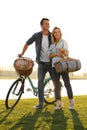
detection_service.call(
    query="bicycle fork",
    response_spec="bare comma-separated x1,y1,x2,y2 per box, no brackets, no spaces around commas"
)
13,76,25,96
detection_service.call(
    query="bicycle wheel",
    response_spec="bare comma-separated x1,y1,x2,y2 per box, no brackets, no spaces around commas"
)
5,78,24,109
44,78,56,104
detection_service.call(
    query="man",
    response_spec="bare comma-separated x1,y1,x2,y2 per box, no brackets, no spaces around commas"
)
18,18,56,109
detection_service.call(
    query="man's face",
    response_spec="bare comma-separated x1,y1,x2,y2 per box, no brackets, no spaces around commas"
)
41,20,50,31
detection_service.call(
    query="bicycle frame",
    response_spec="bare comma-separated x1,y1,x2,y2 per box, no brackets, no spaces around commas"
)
27,76,51,96
5,74,55,109
5,57,56,109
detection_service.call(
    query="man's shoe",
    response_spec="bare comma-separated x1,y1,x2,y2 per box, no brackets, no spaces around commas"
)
55,100,64,110
33,103,43,109
68,99,74,109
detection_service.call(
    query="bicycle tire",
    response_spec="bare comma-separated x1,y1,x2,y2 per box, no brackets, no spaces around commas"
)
5,78,24,109
44,78,56,104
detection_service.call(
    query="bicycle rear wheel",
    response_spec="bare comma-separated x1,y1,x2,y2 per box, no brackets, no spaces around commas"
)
44,78,56,104
5,78,24,109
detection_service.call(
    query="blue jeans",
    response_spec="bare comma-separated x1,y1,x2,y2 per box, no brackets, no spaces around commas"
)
38,62,58,103
52,67,73,100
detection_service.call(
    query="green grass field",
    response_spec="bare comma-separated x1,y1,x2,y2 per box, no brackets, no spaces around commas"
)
0,96,87,130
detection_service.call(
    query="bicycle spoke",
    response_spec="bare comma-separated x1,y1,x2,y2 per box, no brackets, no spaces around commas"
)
44,78,56,104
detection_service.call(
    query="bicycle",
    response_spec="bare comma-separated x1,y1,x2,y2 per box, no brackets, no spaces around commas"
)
5,57,56,109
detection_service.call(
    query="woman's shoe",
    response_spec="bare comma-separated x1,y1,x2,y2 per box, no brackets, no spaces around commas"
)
55,100,64,110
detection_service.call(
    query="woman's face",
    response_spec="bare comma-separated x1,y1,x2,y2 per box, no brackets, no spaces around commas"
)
53,28,61,40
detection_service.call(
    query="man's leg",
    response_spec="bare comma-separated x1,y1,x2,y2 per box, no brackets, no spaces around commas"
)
33,63,47,108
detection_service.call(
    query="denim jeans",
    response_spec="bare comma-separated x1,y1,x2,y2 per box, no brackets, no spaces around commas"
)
38,62,58,103
52,67,73,100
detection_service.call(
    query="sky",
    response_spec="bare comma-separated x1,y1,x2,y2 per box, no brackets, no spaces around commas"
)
0,0,87,73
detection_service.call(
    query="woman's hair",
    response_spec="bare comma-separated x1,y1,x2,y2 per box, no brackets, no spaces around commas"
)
51,27,62,43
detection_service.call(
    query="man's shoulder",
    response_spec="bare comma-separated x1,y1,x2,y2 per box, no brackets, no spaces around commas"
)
33,31,42,38
34,31,42,35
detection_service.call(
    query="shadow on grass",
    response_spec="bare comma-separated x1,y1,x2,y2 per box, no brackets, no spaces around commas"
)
0,108,14,124
70,109,85,130
7,107,43,130
6,104,68,130
0,104,85,130
50,109,67,130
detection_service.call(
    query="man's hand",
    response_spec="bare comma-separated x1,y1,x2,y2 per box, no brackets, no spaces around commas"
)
18,54,23,57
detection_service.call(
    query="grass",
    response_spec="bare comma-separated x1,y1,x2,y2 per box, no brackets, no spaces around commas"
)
0,96,87,130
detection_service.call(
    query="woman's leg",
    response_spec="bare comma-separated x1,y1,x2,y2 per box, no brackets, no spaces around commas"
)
49,67,64,110
62,73,73,99
49,67,61,100
62,73,74,109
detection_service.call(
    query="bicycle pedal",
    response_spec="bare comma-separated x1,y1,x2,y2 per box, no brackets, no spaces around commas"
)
26,88,32,91
13,92,19,96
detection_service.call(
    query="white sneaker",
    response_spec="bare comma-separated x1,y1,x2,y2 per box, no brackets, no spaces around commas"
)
55,100,64,110
68,99,74,109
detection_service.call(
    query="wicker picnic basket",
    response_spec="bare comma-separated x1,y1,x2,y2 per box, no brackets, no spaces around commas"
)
14,57,34,77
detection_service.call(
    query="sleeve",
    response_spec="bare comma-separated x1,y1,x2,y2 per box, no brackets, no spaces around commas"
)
26,33,37,45
63,40,69,56
63,40,69,50
48,44,55,52
48,44,54,57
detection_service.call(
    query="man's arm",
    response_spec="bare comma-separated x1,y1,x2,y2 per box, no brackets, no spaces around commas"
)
18,44,28,57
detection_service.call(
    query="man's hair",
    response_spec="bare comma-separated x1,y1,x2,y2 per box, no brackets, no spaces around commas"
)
40,18,49,25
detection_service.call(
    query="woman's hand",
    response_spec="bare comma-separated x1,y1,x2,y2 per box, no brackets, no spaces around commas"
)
49,53,55,58
59,48,69,58
50,53,62,58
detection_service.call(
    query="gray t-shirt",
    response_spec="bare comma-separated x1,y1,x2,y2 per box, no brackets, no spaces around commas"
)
40,35,50,62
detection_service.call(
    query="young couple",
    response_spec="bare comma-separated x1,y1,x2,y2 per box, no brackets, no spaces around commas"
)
18,18,74,110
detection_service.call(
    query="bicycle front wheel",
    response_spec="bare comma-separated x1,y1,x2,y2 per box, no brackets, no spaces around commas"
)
5,78,23,109
44,78,56,104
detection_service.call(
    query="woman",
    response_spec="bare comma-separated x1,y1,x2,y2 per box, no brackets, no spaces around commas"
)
49,27,74,110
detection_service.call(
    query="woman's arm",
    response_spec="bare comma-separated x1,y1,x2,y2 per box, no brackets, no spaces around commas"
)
49,52,62,58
